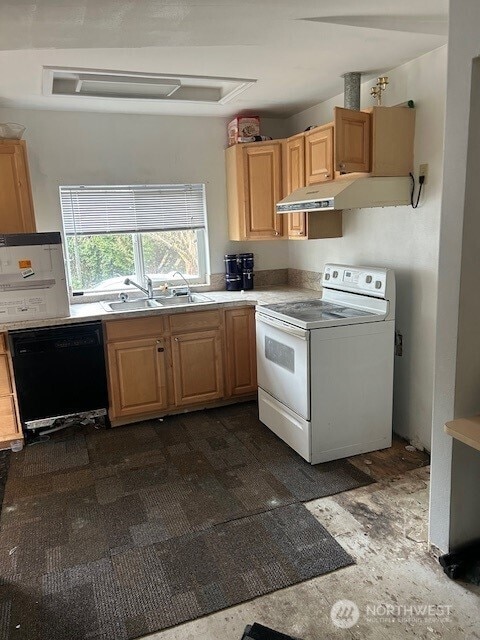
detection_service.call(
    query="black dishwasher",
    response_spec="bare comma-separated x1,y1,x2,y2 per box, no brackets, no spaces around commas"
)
9,321,109,436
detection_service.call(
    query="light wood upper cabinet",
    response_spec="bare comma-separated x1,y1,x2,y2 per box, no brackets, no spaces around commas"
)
107,337,168,418
0,333,22,447
282,131,342,240
334,107,371,173
334,106,415,176
226,141,283,241
171,329,224,406
283,134,306,238
0,140,36,234
369,106,416,176
305,125,334,184
225,307,257,397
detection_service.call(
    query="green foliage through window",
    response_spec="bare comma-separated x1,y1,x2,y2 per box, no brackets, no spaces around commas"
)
66,230,202,291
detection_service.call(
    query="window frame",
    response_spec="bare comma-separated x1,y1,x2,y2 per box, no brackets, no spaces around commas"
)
59,183,209,294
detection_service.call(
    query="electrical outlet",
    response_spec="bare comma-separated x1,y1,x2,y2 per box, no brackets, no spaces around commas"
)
419,163,429,184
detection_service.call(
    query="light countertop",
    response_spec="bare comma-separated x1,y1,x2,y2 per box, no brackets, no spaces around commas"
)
445,416,480,453
0,286,322,332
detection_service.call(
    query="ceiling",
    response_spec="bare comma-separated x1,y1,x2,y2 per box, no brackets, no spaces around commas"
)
0,0,448,118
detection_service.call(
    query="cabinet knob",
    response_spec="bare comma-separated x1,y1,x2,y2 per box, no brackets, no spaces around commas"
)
274,231,279,236
324,173,330,178
157,347,164,352
174,337,179,341
339,162,346,169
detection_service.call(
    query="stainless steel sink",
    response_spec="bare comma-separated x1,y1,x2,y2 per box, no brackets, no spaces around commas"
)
101,299,162,312
156,294,214,306
101,293,214,312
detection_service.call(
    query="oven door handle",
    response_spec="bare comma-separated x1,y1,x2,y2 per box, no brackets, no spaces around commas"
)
256,312,309,340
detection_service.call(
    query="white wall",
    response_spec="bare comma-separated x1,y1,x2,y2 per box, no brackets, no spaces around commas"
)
0,108,288,276
430,0,480,552
285,46,447,451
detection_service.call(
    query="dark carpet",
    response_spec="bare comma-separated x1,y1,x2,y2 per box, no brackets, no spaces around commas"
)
0,402,372,639
0,450,10,511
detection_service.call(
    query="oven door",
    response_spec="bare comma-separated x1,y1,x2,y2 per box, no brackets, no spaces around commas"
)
256,312,310,420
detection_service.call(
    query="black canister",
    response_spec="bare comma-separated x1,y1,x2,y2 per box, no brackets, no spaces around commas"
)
225,275,243,291
239,252,254,271
224,254,241,276
242,270,254,290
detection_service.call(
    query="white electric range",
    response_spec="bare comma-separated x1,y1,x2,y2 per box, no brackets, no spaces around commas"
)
255,263,396,464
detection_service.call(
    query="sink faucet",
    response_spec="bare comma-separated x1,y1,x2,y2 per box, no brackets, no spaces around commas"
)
124,275,154,299
172,271,192,300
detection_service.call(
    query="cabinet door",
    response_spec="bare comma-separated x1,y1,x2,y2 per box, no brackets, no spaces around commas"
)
243,143,283,239
0,354,13,397
0,141,36,233
0,337,20,445
283,135,306,238
334,107,371,173
107,337,168,418
225,307,257,397
0,396,18,439
305,125,334,185
171,329,224,406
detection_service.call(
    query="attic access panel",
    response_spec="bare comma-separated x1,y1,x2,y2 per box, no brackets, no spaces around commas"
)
43,67,256,104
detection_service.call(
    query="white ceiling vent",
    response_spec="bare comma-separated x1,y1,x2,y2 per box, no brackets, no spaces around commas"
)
42,67,256,105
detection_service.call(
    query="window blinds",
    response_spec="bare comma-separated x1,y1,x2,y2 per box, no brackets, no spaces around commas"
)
60,184,206,235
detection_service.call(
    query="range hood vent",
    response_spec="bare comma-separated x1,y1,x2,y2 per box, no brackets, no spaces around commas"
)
276,176,412,213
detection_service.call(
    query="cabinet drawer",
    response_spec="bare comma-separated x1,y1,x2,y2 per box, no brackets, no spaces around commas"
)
0,334,6,354
0,395,18,437
105,316,165,342
0,354,12,396
169,310,222,333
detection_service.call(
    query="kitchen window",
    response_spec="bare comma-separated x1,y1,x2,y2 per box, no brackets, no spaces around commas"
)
59,183,209,292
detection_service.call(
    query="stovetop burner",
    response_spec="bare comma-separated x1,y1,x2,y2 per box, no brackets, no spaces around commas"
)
261,299,373,323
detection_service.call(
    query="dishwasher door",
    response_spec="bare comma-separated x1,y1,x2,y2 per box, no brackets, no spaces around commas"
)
9,321,108,426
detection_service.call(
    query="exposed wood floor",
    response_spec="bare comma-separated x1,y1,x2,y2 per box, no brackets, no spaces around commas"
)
145,440,480,640
347,434,430,480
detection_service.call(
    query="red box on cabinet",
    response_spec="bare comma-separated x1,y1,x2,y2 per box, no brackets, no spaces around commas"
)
227,116,260,146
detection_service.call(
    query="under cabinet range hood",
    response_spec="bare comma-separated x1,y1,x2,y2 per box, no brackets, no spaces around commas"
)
276,176,412,213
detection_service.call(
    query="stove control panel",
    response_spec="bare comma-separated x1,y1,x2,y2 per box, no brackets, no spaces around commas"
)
322,264,391,299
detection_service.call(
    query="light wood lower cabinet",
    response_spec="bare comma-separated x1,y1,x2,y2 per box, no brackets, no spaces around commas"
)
105,307,256,425
0,333,22,448
107,337,168,418
225,307,257,397
171,329,224,406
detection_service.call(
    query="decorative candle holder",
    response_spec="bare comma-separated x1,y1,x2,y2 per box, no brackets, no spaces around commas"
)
370,76,389,105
